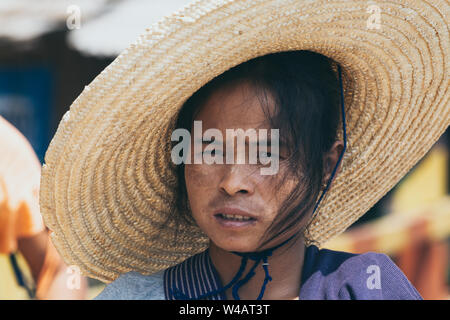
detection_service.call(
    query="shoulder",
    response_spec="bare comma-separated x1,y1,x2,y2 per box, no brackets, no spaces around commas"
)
300,246,422,300
94,270,166,300
335,250,422,299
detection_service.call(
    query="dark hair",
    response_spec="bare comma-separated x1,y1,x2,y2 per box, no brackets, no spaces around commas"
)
169,50,341,250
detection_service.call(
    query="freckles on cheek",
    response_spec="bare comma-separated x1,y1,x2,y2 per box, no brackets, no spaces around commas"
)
258,173,299,213
185,165,218,223
185,165,214,193
186,165,205,180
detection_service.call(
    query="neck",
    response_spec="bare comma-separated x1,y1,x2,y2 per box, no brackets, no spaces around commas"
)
208,234,306,300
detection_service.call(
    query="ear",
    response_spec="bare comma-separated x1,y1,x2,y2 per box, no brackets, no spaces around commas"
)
322,140,345,186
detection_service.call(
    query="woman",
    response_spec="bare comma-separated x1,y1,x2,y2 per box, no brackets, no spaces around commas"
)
95,50,421,300
39,0,448,300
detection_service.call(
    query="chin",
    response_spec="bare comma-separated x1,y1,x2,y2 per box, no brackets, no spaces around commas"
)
213,238,259,253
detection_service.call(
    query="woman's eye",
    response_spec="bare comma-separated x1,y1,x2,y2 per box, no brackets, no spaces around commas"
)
258,152,278,164
260,151,275,158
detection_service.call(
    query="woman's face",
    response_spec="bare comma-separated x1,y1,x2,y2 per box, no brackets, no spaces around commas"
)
184,80,305,253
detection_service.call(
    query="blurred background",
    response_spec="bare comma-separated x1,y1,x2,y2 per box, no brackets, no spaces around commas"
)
0,0,448,299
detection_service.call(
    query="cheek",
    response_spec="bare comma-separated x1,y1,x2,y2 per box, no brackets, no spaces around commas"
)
185,164,212,190
184,164,217,214
259,172,299,219
275,176,298,200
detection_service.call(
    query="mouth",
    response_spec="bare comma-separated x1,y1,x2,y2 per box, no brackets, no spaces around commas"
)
213,207,258,229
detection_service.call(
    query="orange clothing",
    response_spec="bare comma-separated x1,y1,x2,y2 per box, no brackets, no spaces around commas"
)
0,115,44,254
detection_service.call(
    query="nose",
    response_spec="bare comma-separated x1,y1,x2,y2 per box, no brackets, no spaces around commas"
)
218,164,257,196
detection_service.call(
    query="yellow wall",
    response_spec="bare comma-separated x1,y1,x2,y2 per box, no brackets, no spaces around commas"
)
391,144,448,214
0,253,32,299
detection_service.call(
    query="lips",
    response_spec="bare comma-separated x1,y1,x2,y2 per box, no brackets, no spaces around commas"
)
216,213,254,221
213,207,258,229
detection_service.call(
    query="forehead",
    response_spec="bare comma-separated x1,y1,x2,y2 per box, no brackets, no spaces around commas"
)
193,80,275,130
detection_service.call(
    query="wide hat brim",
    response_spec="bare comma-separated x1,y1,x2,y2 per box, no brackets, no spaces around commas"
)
40,0,449,282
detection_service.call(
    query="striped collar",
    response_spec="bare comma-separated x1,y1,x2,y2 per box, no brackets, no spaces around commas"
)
163,245,317,300
164,248,227,300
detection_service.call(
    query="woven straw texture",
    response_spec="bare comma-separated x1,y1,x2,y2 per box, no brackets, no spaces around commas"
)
40,0,449,282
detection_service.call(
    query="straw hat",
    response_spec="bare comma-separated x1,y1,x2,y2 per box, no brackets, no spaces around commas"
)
40,0,449,282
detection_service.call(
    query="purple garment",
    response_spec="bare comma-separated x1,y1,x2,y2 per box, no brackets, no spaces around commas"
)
95,244,423,300
298,245,422,300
